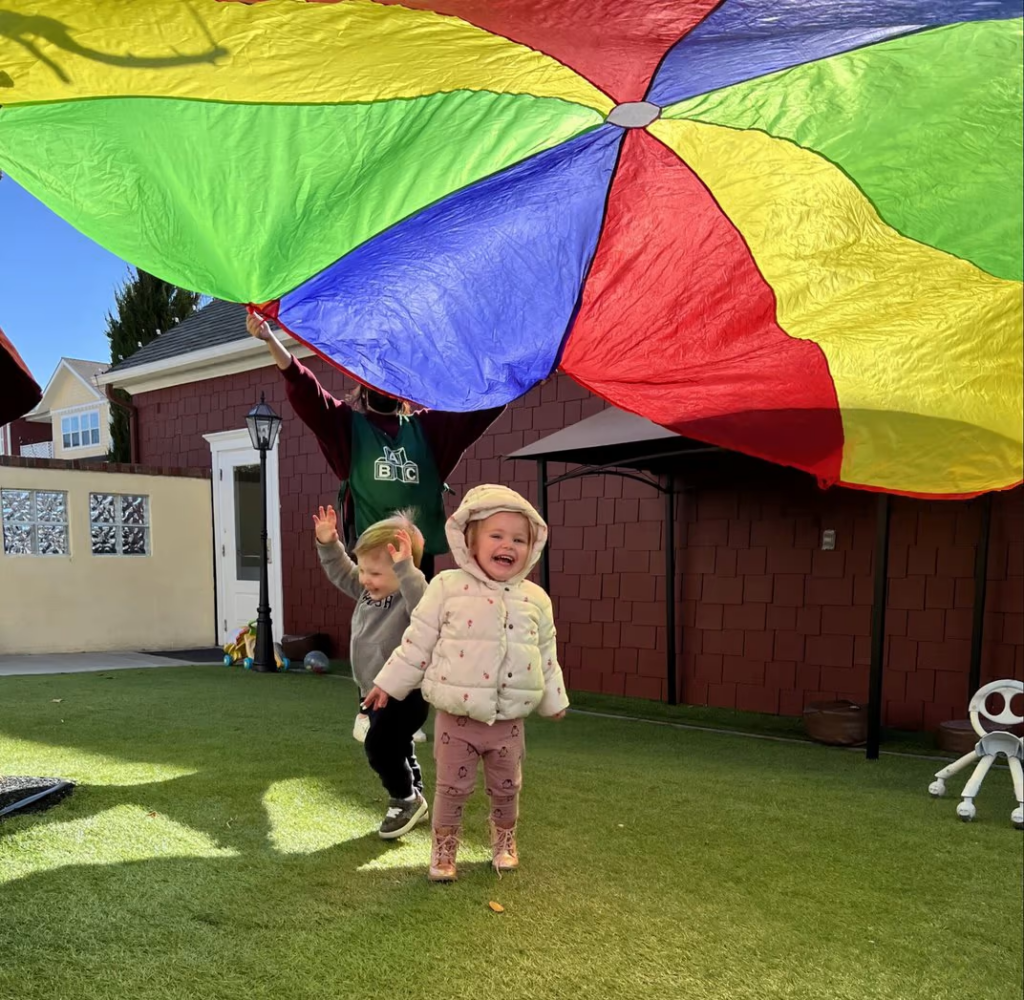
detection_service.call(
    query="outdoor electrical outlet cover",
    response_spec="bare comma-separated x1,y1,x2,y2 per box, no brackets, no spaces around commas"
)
821,529,836,551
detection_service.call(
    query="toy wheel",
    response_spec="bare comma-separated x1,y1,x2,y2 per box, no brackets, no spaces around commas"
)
223,655,233,666
282,658,291,670
928,779,947,797
244,658,253,670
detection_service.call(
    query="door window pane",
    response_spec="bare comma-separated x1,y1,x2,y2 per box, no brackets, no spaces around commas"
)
233,465,262,581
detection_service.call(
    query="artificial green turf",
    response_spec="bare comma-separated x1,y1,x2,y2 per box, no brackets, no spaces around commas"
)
1,667,1020,1000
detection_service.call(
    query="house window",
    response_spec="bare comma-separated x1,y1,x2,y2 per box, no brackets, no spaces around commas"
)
1,489,69,556
90,493,150,556
61,410,101,450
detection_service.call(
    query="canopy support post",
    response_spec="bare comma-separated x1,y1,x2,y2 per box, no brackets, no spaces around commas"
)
867,493,891,760
536,459,550,595
665,474,678,706
968,493,993,700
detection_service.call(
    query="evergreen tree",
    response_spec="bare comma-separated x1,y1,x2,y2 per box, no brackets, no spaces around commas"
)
105,269,200,461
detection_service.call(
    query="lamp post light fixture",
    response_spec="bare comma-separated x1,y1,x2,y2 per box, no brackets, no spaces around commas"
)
245,392,282,672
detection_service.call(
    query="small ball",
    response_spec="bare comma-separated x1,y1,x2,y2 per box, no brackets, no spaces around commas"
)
304,651,330,674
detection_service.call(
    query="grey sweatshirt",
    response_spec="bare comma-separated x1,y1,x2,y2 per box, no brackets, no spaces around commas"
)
316,540,428,696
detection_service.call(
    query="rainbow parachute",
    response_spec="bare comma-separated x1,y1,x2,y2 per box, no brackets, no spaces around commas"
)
1,0,1021,496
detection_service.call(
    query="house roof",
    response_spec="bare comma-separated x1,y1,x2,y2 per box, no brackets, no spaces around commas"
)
27,356,108,422
63,358,107,385
108,299,249,372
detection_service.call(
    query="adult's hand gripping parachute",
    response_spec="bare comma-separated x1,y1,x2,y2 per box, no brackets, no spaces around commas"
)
1,0,1021,496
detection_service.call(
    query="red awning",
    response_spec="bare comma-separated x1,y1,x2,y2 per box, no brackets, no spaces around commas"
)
0,326,42,425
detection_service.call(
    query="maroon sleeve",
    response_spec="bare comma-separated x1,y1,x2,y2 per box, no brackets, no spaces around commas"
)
281,357,352,480
418,406,506,479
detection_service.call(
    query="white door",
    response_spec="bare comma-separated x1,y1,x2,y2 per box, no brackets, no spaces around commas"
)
205,429,284,645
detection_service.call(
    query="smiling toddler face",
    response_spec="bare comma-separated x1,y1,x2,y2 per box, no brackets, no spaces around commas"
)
470,511,531,582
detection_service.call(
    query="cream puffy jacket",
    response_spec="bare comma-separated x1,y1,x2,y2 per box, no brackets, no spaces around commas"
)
374,484,569,724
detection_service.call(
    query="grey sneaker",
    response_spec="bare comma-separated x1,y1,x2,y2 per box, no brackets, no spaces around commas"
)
379,792,428,840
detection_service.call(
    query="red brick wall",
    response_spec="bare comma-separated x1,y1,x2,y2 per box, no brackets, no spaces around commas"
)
451,402,1023,729
134,361,1024,730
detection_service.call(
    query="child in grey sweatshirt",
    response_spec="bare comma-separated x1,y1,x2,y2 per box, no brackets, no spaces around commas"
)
314,504,429,840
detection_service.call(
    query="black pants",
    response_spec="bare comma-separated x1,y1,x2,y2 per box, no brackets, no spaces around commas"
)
421,552,435,581
363,689,429,799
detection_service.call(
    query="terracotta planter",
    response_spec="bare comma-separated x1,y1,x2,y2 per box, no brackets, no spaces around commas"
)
803,700,868,746
937,720,979,755
937,718,1023,755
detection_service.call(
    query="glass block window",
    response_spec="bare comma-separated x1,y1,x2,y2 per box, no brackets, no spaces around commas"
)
1,489,69,556
90,493,150,556
61,410,101,450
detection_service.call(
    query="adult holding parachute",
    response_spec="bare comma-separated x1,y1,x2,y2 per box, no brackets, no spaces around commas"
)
244,312,502,578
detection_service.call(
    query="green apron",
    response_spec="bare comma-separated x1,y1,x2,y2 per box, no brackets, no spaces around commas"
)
341,412,448,555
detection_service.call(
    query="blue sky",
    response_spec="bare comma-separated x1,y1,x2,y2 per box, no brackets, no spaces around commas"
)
0,178,132,386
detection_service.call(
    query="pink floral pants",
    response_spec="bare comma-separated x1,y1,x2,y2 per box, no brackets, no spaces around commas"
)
432,711,525,829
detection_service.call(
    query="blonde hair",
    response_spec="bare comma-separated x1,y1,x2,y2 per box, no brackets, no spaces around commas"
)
354,509,425,566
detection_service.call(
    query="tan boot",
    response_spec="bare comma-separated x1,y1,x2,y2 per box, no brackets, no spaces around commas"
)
428,826,460,882
490,820,519,874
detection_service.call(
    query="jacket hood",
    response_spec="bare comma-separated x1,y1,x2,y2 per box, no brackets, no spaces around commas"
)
446,484,548,586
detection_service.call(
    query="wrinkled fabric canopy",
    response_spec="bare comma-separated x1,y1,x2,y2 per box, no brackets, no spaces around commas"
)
1,0,1021,496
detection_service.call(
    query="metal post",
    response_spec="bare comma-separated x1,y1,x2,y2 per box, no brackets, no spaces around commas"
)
866,493,891,759
537,459,550,594
968,493,993,699
665,476,678,706
254,442,275,671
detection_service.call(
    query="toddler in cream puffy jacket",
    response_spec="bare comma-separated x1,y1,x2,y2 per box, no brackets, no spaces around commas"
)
364,484,569,881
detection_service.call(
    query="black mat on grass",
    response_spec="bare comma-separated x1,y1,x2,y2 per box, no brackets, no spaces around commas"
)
146,648,225,663
0,776,75,819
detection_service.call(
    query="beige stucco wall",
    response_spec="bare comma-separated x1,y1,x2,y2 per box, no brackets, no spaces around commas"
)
0,464,215,654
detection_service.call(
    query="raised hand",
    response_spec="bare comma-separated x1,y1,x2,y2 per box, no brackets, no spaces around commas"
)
245,313,272,341
312,504,339,545
387,528,413,564
245,312,294,371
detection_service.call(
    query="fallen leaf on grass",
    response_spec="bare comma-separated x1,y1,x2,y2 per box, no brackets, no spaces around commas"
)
146,811,158,819
488,901,505,913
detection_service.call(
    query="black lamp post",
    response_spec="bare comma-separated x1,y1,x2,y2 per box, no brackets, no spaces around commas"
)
245,392,282,672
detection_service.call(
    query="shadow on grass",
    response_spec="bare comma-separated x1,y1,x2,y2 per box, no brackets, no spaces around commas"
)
0,668,391,852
